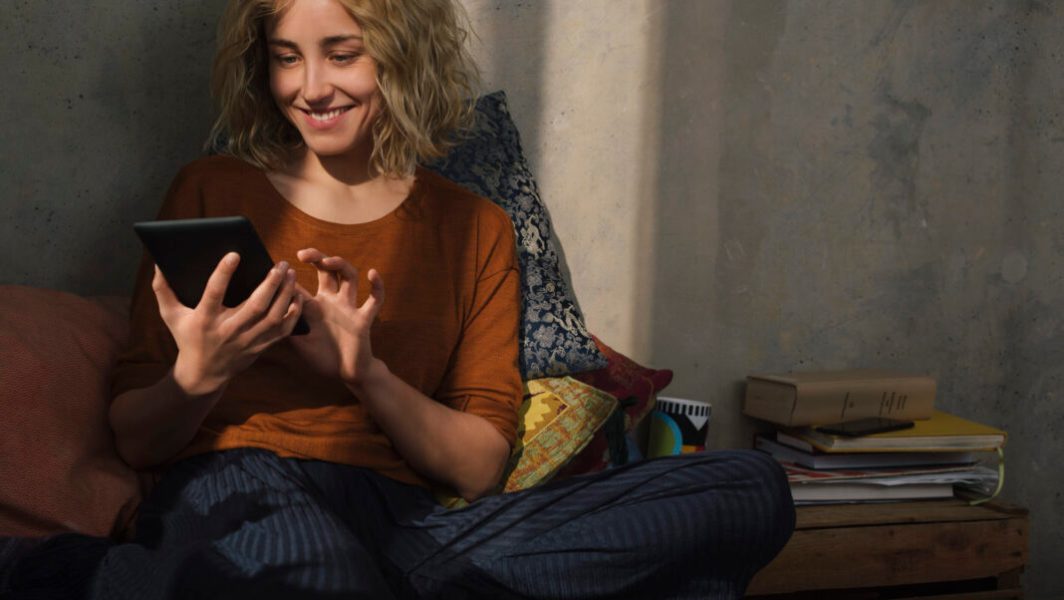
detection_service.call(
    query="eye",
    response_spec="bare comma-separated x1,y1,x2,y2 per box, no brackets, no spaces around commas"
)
272,53,300,67
330,52,360,65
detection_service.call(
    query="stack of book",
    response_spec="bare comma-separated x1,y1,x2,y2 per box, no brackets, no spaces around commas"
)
744,370,1006,504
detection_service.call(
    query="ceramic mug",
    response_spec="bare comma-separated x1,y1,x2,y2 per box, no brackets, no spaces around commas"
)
646,396,712,457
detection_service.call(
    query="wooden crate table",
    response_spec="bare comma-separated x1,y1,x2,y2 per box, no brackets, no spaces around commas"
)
746,499,1028,599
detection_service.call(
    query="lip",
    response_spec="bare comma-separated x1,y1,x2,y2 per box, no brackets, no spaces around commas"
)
299,106,353,130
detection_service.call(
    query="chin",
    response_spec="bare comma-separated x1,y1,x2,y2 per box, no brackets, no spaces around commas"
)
306,144,353,157
302,139,364,159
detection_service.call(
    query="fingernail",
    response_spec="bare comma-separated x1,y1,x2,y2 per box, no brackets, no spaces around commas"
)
277,261,289,272
286,268,296,282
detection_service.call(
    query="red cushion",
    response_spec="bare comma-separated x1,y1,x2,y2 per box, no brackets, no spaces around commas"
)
0,286,142,538
555,335,673,478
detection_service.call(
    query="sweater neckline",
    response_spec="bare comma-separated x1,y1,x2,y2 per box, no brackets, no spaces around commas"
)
254,166,424,235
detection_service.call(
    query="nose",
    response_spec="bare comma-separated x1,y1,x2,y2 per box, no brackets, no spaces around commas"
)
302,60,333,105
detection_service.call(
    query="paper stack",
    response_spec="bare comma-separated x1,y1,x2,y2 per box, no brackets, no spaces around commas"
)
744,370,1007,504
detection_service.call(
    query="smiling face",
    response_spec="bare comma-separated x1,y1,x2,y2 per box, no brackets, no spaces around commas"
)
266,0,381,162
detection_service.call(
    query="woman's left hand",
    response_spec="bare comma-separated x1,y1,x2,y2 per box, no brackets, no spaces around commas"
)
290,248,384,387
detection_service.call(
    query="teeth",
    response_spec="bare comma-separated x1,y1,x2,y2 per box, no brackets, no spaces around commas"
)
310,108,345,121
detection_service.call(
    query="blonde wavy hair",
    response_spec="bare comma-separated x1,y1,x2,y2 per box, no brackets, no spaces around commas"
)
207,0,480,177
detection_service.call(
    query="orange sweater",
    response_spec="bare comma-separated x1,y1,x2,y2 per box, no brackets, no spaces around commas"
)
113,155,523,488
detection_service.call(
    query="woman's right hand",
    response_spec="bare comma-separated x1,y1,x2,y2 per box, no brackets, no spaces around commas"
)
152,252,303,395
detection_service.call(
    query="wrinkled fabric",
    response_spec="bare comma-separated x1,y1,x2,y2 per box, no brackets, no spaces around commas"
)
4,449,794,600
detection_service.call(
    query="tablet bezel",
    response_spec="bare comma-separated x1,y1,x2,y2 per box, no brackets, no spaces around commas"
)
133,216,309,335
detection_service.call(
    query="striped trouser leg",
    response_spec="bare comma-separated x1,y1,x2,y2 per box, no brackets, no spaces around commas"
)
89,449,399,600
11,449,792,599
404,450,795,600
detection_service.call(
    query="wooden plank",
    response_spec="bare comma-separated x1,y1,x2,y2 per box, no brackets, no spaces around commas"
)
746,586,1023,599
747,516,1027,595
794,500,1026,530
901,590,1022,600
996,567,1024,590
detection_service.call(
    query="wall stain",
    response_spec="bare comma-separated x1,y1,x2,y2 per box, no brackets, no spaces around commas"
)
866,85,931,239
867,0,917,50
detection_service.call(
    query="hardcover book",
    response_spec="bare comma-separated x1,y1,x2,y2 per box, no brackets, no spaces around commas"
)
755,435,977,470
790,482,954,503
779,410,1006,453
743,369,935,427
781,461,999,504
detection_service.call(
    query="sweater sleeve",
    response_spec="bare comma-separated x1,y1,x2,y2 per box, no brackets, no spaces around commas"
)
434,205,523,449
110,164,206,399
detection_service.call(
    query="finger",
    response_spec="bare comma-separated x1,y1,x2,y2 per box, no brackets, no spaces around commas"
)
236,261,289,325
300,295,323,321
296,247,327,265
324,256,359,304
244,269,301,349
362,268,385,319
279,288,304,336
299,249,340,296
263,267,297,329
251,290,304,352
314,258,339,295
199,252,240,313
151,265,183,320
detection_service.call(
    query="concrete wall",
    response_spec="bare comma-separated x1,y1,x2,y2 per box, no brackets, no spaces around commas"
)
469,2,1064,595
2,0,1062,596
0,1,221,294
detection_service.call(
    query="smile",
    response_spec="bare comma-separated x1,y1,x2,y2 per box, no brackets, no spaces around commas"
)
309,107,350,121
299,106,353,129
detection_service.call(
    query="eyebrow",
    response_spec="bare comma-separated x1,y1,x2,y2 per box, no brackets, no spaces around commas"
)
267,35,363,49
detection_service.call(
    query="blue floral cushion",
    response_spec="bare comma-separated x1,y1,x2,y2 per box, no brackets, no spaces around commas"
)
425,91,607,379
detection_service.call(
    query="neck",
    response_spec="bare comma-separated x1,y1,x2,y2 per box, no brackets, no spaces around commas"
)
267,146,416,223
291,146,376,187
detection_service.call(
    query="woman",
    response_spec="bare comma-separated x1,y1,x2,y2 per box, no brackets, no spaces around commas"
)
14,0,794,598
109,0,518,507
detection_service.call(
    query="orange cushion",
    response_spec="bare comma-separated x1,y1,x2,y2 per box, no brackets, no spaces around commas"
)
0,286,141,538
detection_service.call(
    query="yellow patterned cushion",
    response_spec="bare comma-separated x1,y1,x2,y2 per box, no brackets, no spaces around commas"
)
437,376,617,506
504,377,617,493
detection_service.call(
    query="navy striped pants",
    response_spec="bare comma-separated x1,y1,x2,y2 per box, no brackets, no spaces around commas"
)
12,448,794,599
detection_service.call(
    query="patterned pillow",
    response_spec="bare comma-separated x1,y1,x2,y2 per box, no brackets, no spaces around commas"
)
425,91,607,379
503,377,617,492
436,376,616,507
554,335,674,478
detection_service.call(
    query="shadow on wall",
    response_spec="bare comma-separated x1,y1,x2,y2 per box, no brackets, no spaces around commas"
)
471,1,593,312
476,1,545,165
638,1,788,444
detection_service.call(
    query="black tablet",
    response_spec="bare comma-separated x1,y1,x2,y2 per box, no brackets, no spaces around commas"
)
815,417,914,438
133,216,309,335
